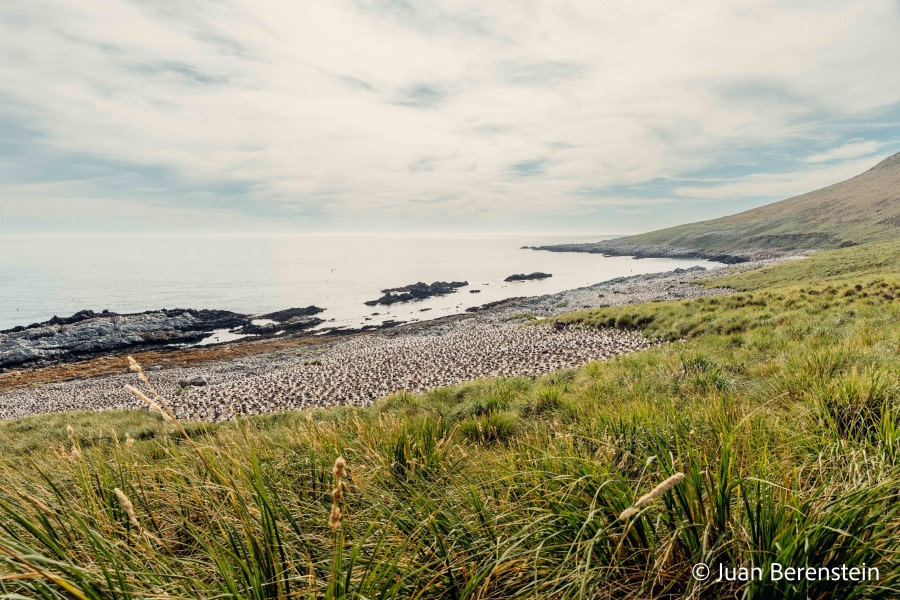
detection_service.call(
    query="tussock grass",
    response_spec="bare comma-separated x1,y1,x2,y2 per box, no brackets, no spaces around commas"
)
0,243,897,598
707,238,900,291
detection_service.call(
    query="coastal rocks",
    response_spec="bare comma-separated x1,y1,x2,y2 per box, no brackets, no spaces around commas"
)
0,309,248,369
241,306,326,334
504,272,552,282
2,309,120,333
257,306,324,321
364,281,468,306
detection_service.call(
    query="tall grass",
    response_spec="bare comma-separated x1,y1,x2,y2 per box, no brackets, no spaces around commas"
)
0,246,897,598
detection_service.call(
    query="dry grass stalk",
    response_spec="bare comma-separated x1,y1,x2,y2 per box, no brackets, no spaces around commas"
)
330,457,346,532
619,472,685,521
125,385,163,416
127,356,177,423
125,357,222,478
114,487,140,529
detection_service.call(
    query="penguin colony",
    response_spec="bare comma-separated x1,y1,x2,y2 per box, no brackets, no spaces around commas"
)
0,323,651,421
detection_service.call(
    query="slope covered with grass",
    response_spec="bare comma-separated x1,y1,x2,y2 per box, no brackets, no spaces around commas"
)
533,153,900,261
0,243,897,598
709,238,900,291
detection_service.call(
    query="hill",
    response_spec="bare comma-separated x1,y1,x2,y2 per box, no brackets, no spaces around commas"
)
532,152,900,262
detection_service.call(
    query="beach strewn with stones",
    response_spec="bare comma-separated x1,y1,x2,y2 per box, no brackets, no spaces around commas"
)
0,259,787,421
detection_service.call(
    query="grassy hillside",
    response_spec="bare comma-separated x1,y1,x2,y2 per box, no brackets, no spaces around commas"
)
709,238,900,291
534,152,900,261
0,243,898,598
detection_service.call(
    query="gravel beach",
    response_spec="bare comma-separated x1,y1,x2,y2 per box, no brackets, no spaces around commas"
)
0,259,786,421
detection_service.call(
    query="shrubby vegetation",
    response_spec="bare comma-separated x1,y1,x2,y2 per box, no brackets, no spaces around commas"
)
0,242,897,598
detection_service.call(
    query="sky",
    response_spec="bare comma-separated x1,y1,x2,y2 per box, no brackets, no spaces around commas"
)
1,0,899,235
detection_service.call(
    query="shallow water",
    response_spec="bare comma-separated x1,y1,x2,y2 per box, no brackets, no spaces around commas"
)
0,233,718,331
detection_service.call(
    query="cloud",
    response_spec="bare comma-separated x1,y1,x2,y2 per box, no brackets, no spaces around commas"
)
390,82,454,108
673,156,883,201
499,61,585,86
336,75,375,91
351,0,491,36
130,61,231,86
0,0,899,233
804,140,884,163
509,158,547,177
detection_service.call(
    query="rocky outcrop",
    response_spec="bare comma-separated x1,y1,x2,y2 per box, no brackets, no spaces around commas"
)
0,309,248,369
504,272,552,282
242,306,326,335
364,281,468,306
241,317,324,335
257,306,324,321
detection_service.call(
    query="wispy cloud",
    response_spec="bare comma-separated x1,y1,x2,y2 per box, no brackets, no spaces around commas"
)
391,83,454,108
509,159,547,178
804,140,884,163
499,61,585,86
352,0,491,36
0,0,898,233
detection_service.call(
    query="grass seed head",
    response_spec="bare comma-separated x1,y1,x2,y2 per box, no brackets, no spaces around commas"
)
329,504,342,532
620,472,686,520
329,456,346,532
635,472,685,508
618,507,639,521
125,384,175,423
114,487,140,529
127,355,150,384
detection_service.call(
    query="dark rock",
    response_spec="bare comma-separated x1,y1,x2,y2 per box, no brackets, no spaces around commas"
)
257,306,324,322
364,281,468,306
504,272,552,282
242,316,323,335
469,289,481,293
179,375,207,387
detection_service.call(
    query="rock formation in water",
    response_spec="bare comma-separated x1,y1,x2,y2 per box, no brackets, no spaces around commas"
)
364,281,468,306
504,272,552,282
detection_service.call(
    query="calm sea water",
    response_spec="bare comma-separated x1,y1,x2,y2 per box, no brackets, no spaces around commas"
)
0,234,717,331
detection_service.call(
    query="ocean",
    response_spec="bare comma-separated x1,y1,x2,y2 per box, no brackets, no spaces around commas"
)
0,233,717,332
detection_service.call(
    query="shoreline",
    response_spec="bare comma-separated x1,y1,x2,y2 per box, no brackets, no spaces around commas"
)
0,258,784,421
523,242,755,264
